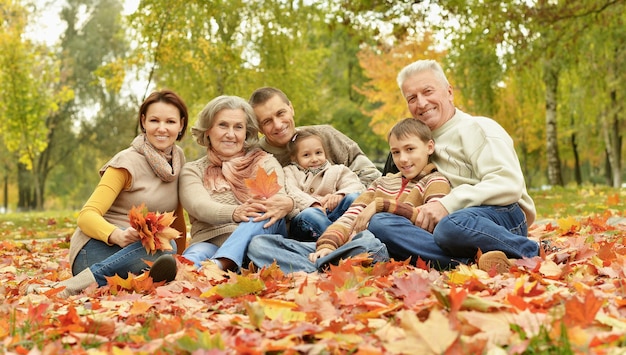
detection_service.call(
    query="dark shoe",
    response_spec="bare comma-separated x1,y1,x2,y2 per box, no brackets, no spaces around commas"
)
149,255,177,283
541,239,561,253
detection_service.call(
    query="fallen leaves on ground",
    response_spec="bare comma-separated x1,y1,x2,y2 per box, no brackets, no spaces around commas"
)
1,214,626,354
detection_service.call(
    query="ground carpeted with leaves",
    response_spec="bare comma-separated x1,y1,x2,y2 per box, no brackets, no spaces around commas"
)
1,188,626,354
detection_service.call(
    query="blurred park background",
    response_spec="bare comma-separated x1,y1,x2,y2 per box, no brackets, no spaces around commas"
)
1,0,624,212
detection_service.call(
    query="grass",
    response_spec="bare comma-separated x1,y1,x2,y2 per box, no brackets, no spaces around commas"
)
0,210,77,241
530,185,625,220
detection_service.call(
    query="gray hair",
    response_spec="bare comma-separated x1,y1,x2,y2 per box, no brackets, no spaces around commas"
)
191,95,260,148
396,59,450,90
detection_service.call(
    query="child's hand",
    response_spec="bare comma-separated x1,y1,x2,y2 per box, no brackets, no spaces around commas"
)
309,247,333,262
352,202,376,233
321,193,343,212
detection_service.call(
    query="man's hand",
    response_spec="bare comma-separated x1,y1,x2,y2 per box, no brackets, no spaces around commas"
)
414,201,448,233
249,194,294,228
109,227,140,247
309,247,333,262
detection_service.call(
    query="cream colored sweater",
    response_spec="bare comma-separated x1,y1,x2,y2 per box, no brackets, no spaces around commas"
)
432,109,536,225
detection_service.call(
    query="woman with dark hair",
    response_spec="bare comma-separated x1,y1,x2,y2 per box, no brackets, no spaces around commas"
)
28,89,189,297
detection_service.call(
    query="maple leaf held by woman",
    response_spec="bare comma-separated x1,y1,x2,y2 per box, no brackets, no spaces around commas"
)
244,167,281,199
128,203,181,254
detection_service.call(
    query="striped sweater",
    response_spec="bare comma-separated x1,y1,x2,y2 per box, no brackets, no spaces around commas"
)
316,163,451,252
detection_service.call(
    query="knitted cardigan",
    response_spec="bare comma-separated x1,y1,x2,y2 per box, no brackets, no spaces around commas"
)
179,153,294,247
316,163,450,252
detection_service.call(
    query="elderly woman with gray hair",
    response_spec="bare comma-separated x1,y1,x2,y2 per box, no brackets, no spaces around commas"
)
151,95,294,276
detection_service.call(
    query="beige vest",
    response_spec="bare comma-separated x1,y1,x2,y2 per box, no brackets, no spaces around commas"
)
68,147,181,267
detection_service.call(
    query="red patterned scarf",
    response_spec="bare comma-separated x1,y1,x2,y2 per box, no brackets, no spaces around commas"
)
203,147,269,203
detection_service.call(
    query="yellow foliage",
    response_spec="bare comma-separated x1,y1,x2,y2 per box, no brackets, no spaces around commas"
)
356,34,447,138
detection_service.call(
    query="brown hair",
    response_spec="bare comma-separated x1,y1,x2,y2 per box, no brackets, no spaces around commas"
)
287,128,329,162
248,87,290,108
138,89,189,141
388,118,432,143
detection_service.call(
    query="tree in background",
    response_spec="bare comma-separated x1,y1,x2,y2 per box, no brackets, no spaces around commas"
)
0,0,74,210
438,0,625,187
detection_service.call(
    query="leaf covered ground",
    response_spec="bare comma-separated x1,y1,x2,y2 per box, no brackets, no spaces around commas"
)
1,188,626,354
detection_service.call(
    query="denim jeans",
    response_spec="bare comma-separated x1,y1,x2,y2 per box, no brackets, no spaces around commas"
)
73,238,177,286
183,218,287,270
289,192,360,241
367,203,539,270
247,230,389,273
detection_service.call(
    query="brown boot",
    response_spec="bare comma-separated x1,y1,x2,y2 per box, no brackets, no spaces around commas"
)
478,251,512,274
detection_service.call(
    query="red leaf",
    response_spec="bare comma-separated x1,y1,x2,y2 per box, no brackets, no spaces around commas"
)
244,167,281,198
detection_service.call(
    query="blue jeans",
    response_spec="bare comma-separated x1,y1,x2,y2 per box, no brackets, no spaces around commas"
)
289,192,360,241
367,204,539,270
73,239,177,286
183,218,287,270
247,230,389,273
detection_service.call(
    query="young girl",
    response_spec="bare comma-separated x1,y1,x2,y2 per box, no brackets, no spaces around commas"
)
309,118,451,263
283,128,365,241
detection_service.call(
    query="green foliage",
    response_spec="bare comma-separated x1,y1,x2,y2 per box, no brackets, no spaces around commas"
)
3,0,625,208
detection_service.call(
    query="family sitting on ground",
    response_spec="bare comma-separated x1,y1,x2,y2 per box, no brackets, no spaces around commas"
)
27,59,540,298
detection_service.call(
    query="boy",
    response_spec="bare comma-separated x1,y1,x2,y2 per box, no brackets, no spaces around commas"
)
309,118,451,262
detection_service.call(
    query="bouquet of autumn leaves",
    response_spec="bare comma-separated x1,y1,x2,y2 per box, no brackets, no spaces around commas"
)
128,203,180,254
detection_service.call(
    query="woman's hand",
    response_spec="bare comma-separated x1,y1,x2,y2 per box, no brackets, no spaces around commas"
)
309,247,332,262
232,202,265,223
109,227,140,248
352,202,376,233
249,194,294,228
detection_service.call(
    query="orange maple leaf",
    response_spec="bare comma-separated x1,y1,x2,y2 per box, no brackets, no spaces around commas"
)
128,203,180,254
245,167,281,198
563,290,603,327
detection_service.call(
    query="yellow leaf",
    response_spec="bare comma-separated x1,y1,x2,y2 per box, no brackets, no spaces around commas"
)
556,216,580,234
130,301,152,315
256,297,307,322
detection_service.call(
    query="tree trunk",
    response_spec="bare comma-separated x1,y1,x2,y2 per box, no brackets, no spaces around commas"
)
571,132,581,185
543,59,563,186
17,164,35,211
608,89,622,188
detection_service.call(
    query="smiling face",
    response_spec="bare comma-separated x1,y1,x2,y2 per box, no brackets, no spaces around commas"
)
141,102,183,151
401,70,455,131
293,135,327,169
389,133,434,180
252,94,296,148
206,108,247,158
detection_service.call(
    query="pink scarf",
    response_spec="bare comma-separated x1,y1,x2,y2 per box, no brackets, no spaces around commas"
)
203,147,269,203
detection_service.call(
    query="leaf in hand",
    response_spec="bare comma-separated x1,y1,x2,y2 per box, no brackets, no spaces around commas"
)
128,203,180,254
244,167,281,198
